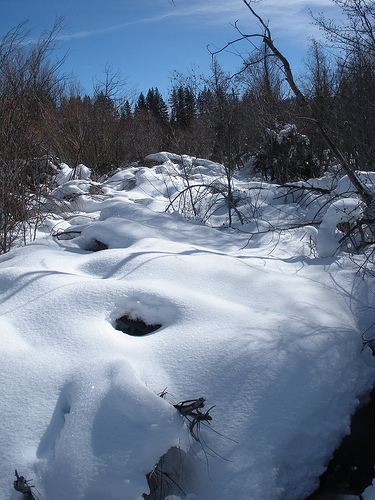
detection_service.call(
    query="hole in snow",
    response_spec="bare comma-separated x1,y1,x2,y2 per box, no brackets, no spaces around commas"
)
114,314,162,336
143,446,188,499
85,239,108,252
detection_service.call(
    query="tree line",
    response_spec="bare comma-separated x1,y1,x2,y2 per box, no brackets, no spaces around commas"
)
0,0,374,251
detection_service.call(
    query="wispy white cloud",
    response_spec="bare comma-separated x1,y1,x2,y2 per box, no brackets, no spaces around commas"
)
255,0,342,41
58,0,340,44
58,12,178,41
57,0,248,41
203,0,342,42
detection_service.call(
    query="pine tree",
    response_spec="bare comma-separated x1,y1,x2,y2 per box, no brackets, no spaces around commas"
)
145,87,168,123
121,100,132,119
93,91,116,116
197,87,213,116
135,92,147,113
170,85,196,129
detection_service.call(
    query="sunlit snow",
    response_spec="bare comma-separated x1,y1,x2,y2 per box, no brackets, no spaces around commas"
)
1,154,375,500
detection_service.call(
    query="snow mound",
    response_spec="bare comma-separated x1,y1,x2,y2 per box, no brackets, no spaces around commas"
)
1,153,375,499
317,198,364,258
336,171,375,197
54,163,91,185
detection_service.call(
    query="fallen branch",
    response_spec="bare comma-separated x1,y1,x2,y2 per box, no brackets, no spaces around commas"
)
13,470,39,500
52,229,82,240
361,323,375,356
174,398,215,441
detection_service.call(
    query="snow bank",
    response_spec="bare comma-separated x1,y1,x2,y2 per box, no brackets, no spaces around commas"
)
53,163,91,186
317,198,364,258
1,154,375,499
336,171,375,197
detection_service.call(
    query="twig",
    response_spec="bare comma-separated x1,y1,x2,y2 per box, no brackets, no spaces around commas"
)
13,470,40,500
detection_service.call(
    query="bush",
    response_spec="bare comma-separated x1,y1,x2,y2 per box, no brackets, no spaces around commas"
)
253,124,321,183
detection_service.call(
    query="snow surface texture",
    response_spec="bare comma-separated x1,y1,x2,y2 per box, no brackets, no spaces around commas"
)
1,154,375,500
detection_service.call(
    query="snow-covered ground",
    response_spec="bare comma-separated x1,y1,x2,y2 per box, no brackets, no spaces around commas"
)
1,153,375,500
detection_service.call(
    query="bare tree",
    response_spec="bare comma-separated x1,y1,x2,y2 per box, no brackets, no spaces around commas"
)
212,0,373,206
311,0,375,58
0,19,66,253
93,64,128,103
311,0,375,172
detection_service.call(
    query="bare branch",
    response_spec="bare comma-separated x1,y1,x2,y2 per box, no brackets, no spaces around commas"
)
214,0,374,206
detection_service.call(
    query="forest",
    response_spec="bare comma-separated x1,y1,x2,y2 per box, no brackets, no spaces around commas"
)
2,2,375,499
0,0,374,253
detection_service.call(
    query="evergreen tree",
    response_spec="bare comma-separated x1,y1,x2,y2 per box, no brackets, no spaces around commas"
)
93,91,116,116
121,100,132,119
145,87,168,123
170,85,196,128
135,92,147,113
196,87,213,116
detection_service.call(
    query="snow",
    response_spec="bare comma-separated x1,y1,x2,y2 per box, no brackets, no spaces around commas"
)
53,163,91,186
268,123,307,144
317,197,364,258
1,155,375,499
336,171,375,197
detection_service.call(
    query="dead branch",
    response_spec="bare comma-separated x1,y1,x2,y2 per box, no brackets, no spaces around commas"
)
53,229,82,240
158,387,168,399
173,398,206,416
174,398,215,441
280,183,331,195
361,322,375,355
211,0,373,207
13,470,39,500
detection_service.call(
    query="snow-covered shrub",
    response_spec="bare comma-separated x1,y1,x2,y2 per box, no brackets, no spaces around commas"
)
0,157,58,254
53,163,91,186
253,124,321,184
316,198,365,257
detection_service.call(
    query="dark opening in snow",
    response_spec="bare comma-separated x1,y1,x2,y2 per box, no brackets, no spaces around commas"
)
307,386,375,499
114,314,162,336
85,239,108,252
143,446,188,499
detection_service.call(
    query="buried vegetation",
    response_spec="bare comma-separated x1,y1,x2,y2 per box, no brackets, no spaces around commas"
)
143,446,189,500
114,314,162,336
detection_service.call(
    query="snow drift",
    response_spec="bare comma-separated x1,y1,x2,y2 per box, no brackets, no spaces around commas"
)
1,154,375,500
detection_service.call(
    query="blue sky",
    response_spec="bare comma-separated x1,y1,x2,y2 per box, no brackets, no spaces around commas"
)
0,0,342,99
